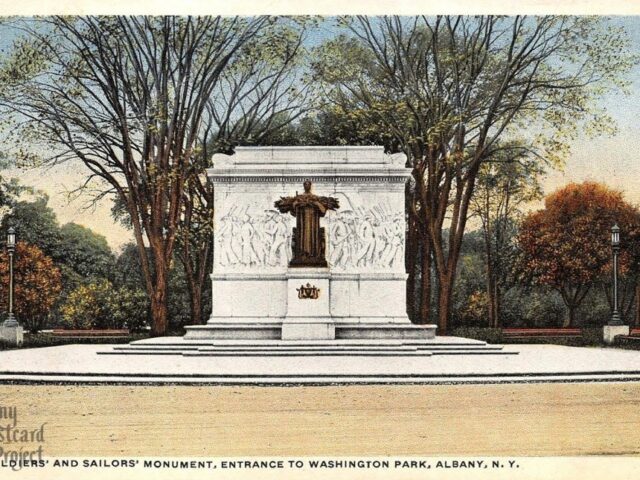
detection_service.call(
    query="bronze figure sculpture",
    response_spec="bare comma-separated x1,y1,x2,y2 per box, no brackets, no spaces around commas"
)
274,180,339,267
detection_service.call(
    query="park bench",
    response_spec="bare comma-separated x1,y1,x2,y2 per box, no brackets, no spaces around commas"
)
502,328,582,339
615,328,640,345
51,329,129,339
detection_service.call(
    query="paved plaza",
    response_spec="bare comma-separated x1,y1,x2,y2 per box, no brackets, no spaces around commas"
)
1,341,640,384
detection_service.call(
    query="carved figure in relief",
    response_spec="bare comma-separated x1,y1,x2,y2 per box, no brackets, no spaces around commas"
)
379,216,403,267
231,216,243,263
265,211,289,266
218,212,240,266
377,216,393,264
390,216,404,266
355,215,376,267
239,214,260,266
262,211,278,265
326,206,403,269
252,216,268,265
372,216,387,261
217,208,293,268
329,211,353,268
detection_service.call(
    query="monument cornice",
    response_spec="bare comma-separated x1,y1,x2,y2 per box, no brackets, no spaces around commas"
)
208,172,410,184
210,272,408,281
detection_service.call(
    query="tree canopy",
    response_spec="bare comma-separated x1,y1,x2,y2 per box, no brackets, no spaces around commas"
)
58,223,114,280
518,181,640,326
313,16,636,332
0,195,116,288
0,16,311,335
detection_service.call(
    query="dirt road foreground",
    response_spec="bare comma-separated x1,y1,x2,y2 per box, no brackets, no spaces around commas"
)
0,382,638,457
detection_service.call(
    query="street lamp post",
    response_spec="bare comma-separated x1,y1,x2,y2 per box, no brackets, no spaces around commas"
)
603,223,629,345
610,224,622,326
3,227,18,328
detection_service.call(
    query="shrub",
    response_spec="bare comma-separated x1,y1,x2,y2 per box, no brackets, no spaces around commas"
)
518,288,566,328
60,280,111,329
107,287,149,332
0,242,62,333
60,281,149,331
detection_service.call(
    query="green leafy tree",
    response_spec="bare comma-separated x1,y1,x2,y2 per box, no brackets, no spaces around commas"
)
175,17,315,325
0,169,30,219
314,16,636,332
58,223,115,281
242,108,398,148
3,196,61,258
469,146,544,327
1,196,115,292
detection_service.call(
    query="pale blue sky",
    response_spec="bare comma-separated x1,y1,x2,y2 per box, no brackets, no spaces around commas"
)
2,16,640,250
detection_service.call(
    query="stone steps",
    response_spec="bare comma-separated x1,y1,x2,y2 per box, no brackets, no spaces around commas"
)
99,340,514,357
184,349,513,357
99,350,515,357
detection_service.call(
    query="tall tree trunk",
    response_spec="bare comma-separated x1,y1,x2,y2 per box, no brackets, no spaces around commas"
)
636,283,640,327
431,161,480,334
560,285,589,329
418,236,431,324
487,273,497,328
563,305,575,328
437,273,454,333
493,283,501,328
406,270,416,322
181,248,206,326
190,287,203,326
150,265,169,336
147,227,173,336
183,260,204,326
406,215,418,322
484,229,497,328
481,182,498,328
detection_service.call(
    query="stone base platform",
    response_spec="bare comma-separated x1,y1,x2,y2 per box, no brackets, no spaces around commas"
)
0,325,24,346
184,321,437,341
604,325,630,344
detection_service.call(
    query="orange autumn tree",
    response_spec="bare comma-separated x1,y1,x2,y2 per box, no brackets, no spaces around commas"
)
518,182,640,327
0,241,62,333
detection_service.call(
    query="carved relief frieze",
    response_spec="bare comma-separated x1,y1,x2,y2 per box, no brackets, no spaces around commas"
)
214,193,405,272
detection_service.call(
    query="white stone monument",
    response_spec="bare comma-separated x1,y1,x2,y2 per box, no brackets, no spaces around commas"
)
184,146,436,341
